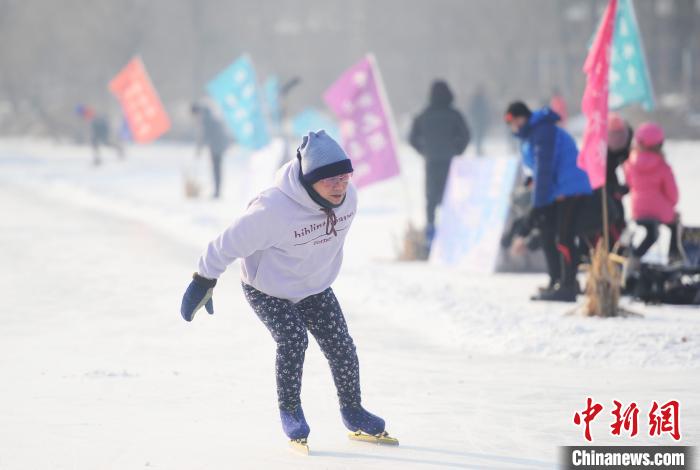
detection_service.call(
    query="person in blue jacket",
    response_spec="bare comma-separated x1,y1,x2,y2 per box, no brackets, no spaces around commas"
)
505,101,592,302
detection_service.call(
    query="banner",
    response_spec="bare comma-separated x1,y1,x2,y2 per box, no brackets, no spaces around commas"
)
578,0,617,190
323,54,400,189
609,0,655,111
430,157,519,272
291,108,340,143
108,57,170,143
207,55,269,150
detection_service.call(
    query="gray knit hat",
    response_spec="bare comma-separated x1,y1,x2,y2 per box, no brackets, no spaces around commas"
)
298,130,353,184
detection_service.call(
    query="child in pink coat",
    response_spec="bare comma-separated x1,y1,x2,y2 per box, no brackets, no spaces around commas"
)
623,122,681,262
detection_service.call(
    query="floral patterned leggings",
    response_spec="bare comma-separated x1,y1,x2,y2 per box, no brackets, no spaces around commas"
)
242,283,362,411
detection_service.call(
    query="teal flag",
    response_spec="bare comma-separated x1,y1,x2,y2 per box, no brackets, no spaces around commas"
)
207,55,270,149
609,0,655,110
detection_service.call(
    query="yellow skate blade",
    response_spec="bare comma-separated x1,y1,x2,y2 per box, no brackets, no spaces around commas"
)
348,431,399,446
289,438,310,455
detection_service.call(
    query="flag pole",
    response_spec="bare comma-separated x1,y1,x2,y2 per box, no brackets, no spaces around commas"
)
602,177,610,253
368,53,415,223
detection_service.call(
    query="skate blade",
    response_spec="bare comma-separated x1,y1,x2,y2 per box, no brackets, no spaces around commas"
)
348,431,399,446
289,438,310,455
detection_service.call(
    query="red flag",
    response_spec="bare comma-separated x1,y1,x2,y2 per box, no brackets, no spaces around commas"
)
109,57,170,143
578,0,617,189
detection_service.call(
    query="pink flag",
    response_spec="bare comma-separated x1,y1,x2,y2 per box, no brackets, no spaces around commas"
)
578,0,618,189
323,55,400,189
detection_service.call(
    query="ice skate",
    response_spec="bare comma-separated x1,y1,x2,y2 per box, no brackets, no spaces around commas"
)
342,405,399,446
280,406,310,453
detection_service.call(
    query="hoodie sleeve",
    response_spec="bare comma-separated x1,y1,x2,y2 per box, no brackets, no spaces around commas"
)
661,163,679,207
451,110,471,156
531,125,556,208
409,114,424,156
197,197,280,279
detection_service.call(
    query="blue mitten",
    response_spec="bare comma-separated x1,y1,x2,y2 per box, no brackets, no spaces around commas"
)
180,273,217,322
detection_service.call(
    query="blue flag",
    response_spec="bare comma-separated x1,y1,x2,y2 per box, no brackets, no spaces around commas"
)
609,0,655,110
206,55,269,149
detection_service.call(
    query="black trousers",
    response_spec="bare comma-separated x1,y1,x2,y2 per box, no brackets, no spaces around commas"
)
538,196,584,288
425,159,452,228
633,219,680,259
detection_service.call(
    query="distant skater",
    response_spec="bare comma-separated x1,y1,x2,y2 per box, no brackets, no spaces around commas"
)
191,102,231,198
76,105,124,166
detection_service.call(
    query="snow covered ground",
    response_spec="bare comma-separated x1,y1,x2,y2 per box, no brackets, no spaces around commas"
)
0,137,698,469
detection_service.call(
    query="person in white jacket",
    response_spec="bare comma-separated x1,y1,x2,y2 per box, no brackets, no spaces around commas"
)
180,130,391,447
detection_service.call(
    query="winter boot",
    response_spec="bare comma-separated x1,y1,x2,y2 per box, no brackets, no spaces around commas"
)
536,278,558,294
280,406,310,440
534,280,581,298
623,255,641,287
425,224,436,246
419,224,436,259
531,283,577,302
341,405,385,435
668,221,685,266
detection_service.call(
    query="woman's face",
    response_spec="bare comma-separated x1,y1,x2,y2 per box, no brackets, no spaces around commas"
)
312,173,353,205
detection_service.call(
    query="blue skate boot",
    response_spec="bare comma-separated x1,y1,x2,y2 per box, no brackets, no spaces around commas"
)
280,406,310,439
341,404,385,434
341,405,398,445
280,406,310,453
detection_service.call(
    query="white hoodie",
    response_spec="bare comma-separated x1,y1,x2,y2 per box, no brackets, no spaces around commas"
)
197,158,357,303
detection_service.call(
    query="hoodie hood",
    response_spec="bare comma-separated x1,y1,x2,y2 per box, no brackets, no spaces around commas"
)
429,80,454,108
274,158,351,212
275,158,323,212
516,107,561,138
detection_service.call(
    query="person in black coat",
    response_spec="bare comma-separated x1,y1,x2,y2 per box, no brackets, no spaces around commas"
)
409,80,470,244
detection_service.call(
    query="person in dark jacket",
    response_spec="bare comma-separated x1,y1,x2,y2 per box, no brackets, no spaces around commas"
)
192,102,231,199
409,80,470,246
505,101,592,302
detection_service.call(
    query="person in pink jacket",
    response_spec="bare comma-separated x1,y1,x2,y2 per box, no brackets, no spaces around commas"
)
623,122,681,262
